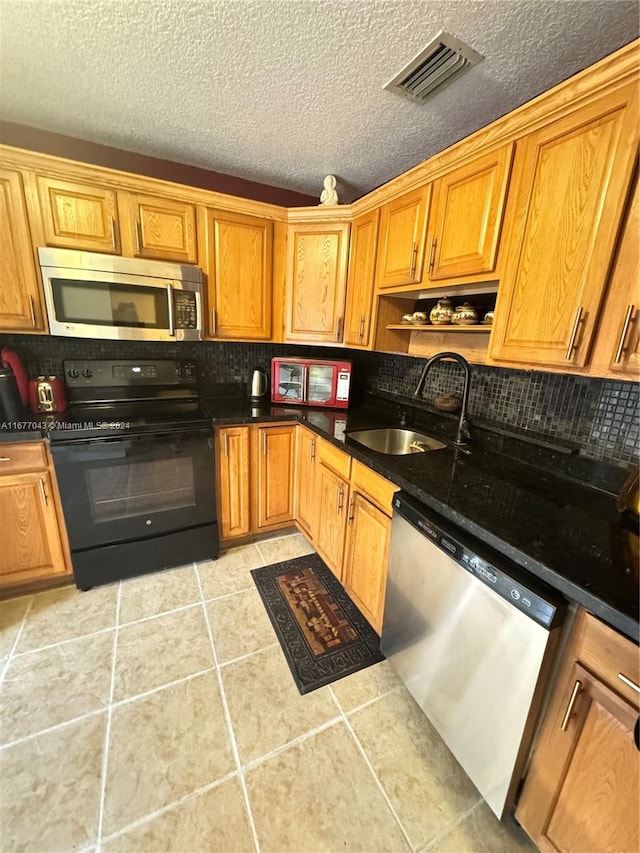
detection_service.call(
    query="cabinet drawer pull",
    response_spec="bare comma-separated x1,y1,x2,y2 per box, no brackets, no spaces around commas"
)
618,673,640,694
565,307,583,360
0,457,12,462
336,317,343,342
38,477,48,508
561,679,583,731
223,432,228,457
358,315,365,343
428,237,437,274
109,216,117,248
336,485,344,513
614,304,635,364
347,496,354,523
135,220,142,253
262,431,267,456
410,242,419,278
28,296,36,327
309,439,315,462
211,309,216,336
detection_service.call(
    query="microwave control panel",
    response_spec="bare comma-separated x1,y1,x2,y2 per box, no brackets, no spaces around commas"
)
173,290,198,329
336,371,351,402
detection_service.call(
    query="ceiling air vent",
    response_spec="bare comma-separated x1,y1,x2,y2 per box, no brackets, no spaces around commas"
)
384,31,483,105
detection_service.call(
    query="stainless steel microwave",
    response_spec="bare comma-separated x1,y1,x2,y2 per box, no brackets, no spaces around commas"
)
38,247,203,341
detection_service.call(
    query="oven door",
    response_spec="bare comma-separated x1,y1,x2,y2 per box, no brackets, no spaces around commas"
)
51,428,215,550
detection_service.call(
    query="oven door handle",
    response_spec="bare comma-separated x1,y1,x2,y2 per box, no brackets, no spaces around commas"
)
167,283,175,337
51,427,212,446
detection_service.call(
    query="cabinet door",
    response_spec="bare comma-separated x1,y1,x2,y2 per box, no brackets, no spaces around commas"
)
128,194,197,263
256,425,295,528
344,493,391,634
375,185,430,289
427,144,513,282
285,222,350,342
295,426,317,539
0,169,45,331
517,662,639,853
589,178,640,378
208,210,272,339
343,209,379,347
217,426,250,540
0,471,68,586
314,463,348,582
37,176,120,253
490,83,639,368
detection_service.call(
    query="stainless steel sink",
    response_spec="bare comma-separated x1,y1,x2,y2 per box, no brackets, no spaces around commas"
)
346,428,447,455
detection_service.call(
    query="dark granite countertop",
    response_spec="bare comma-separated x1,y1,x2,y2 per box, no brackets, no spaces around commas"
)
202,392,639,643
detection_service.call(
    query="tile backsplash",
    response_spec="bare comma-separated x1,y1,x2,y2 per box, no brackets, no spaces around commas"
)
1,334,637,467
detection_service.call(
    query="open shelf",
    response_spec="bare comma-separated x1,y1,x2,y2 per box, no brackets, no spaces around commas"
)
387,324,491,332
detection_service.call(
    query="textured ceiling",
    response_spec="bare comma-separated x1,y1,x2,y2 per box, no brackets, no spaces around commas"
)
0,1,637,202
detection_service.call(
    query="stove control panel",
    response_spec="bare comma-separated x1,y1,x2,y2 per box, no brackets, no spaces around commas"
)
64,360,198,388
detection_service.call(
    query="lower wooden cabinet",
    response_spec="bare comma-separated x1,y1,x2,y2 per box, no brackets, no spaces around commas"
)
216,422,295,541
0,442,71,590
516,610,639,852
294,425,317,539
315,461,349,581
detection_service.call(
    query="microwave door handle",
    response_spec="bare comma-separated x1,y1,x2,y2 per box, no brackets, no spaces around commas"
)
167,283,175,336
301,366,308,402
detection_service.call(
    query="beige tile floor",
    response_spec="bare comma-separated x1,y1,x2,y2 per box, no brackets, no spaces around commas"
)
0,532,535,853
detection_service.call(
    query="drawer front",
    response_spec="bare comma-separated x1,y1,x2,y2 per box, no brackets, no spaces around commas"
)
351,460,397,516
578,611,640,709
0,442,48,474
317,438,351,479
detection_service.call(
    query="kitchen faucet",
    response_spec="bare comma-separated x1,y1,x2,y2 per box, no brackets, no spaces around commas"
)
413,351,472,446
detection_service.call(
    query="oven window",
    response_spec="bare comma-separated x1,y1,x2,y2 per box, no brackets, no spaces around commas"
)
51,278,170,328
86,456,196,522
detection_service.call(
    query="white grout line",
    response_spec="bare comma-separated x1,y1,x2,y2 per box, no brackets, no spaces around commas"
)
329,685,415,852
0,595,35,688
9,626,117,660
96,580,121,850
239,715,343,773
99,770,239,847
217,641,280,669
340,683,405,717
199,585,258,605
0,705,107,751
195,566,262,853
418,798,484,852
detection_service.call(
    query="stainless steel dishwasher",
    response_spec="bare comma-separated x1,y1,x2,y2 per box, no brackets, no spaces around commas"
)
381,492,566,819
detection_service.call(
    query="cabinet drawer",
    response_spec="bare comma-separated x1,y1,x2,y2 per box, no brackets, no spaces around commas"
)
317,438,351,479
0,442,48,474
351,460,397,516
577,611,639,708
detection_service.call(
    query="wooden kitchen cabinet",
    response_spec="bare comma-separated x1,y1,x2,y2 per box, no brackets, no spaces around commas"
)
315,461,349,582
0,168,46,331
589,176,640,378
285,220,350,342
254,424,296,529
516,610,640,852
294,425,317,540
490,82,639,369
216,426,250,540
426,144,513,283
206,209,273,339
343,209,379,348
0,442,72,590
124,193,197,263
375,185,431,289
36,175,121,254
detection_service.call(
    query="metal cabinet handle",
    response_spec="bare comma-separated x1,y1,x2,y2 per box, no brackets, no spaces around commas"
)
309,439,315,462
223,432,228,457
428,237,437,274
135,220,142,253
38,478,48,507
167,284,175,337
358,315,365,343
410,242,419,278
565,307,583,360
211,309,216,336
0,457,11,462
28,296,36,327
109,216,117,248
336,317,343,342
347,496,354,523
336,485,344,513
262,431,267,456
618,673,640,695
560,679,583,731
614,304,635,364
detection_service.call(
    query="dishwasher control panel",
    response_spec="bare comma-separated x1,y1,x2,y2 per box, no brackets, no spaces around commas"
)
395,495,564,629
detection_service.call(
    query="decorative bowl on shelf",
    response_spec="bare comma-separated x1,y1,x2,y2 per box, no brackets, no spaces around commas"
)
410,312,428,324
401,314,414,324
429,297,454,325
451,303,479,325
483,310,495,325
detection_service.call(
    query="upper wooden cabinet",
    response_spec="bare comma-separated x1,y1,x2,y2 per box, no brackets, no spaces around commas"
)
285,221,350,342
375,185,430,289
36,176,120,254
589,177,640,378
125,193,197,263
0,169,46,331
343,209,379,348
490,82,639,369
207,209,273,339
426,144,513,282
516,610,639,852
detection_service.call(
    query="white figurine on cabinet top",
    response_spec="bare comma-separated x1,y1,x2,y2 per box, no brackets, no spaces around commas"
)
319,174,339,206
